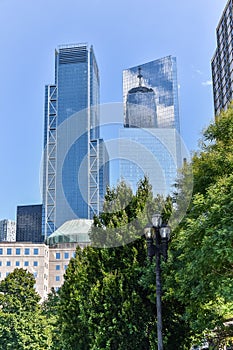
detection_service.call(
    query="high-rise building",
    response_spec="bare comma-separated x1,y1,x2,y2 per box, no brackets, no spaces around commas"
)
43,43,109,238
16,204,43,242
120,56,183,196
0,219,16,242
211,0,233,115
123,56,180,131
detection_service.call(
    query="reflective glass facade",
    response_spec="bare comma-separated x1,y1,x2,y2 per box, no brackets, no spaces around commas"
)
119,128,182,196
43,44,108,238
211,0,233,115
123,56,180,132
120,56,182,196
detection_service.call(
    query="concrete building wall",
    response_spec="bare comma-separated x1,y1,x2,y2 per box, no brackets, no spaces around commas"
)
0,240,89,299
0,242,49,299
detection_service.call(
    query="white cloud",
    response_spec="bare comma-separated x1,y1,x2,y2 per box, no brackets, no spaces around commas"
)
202,80,212,86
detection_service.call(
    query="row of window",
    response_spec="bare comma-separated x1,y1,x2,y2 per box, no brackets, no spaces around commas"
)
55,252,75,259
0,248,40,255
0,260,39,267
55,264,68,270
0,271,39,279
0,261,69,269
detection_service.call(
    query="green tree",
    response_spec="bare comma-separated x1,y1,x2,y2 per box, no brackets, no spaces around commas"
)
58,178,163,349
163,106,233,346
0,269,53,349
55,106,233,349
0,268,40,313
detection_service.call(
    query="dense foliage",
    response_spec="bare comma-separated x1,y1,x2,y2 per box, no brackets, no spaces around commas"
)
57,179,161,349
2,106,233,349
163,106,233,347
0,269,53,349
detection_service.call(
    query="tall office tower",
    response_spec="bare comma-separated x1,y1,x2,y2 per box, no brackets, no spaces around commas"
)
123,56,180,132
0,219,16,242
120,56,182,196
16,205,43,242
43,43,109,238
212,0,233,115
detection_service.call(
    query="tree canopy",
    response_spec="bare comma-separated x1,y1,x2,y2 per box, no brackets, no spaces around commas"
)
163,105,233,347
2,106,233,349
0,269,53,349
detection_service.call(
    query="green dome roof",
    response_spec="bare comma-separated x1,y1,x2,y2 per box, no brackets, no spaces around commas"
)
46,219,93,245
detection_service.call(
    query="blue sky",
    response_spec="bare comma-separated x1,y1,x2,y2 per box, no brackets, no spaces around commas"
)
0,0,226,220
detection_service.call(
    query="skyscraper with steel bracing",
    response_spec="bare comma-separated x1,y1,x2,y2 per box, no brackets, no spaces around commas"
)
212,0,233,115
42,43,109,238
119,56,183,196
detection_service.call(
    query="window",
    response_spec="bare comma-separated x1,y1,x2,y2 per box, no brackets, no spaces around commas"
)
33,272,38,278
6,261,11,266
34,248,39,255
55,252,60,259
64,264,68,270
24,261,29,267
33,261,38,267
7,248,12,255
56,265,60,270
16,248,21,255
6,272,10,277
64,252,69,259
24,248,30,255
56,276,60,282
0,249,2,255
0,261,2,266
16,261,20,267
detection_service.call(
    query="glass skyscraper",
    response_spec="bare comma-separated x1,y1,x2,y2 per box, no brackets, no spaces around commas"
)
212,0,233,115
123,56,180,132
120,56,183,196
43,44,109,238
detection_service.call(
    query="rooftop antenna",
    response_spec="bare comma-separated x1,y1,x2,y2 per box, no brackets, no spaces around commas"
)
137,66,143,87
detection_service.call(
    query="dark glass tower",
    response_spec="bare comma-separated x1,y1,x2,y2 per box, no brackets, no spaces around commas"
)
43,44,109,238
212,0,233,115
16,205,43,242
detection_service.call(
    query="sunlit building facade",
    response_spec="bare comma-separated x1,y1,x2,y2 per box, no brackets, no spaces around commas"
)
0,242,49,300
43,44,109,238
120,56,182,196
0,219,16,242
212,0,233,115
0,219,92,299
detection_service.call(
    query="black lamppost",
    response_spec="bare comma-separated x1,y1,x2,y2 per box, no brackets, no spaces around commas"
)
144,213,171,350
